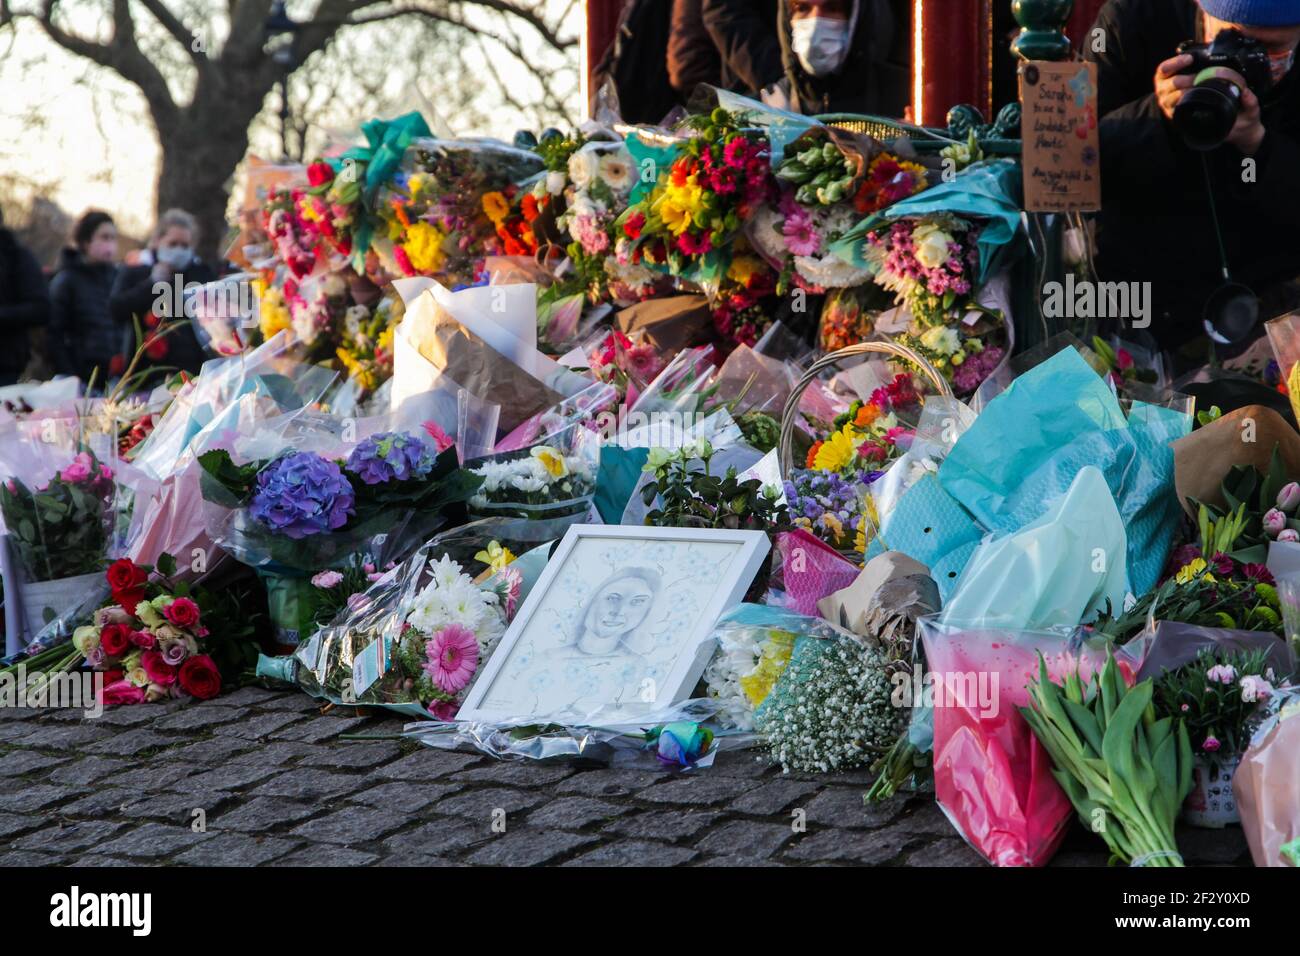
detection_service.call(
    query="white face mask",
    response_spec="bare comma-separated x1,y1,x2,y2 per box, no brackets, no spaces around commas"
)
791,16,851,77
156,245,192,268
1269,47,1296,83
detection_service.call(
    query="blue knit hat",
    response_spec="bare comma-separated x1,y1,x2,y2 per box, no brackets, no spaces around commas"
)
1198,0,1300,26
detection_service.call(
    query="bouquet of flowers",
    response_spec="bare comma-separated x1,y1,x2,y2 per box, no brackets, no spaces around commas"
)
296,160,364,260
200,429,480,645
704,613,796,731
817,283,897,352
334,297,398,397
803,373,918,475
262,186,323,280
584,328,665,405
387,554,507,717
7,553,260,707
709,249,779,349
376,138,542,285
618,108,773,286
1,449,116,584
641,439,791,536
863,214,1006,394
1153,647,1284,759
467,442,598,521
783,468,879,552
557,141,638,270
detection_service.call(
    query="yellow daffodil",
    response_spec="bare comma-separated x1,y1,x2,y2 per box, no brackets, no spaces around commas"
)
482,191,510,225
653,177,705,236
402,220,447,274
475,540,517,573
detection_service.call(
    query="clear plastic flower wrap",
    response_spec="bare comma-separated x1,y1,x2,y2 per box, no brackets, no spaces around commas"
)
371,137,543,286
190,272,258,357
917,618,1147,867
0,416,120,652
279,536,511,718
465,409,604,523
403,697,736,767
744,604,914,773
1233,686,1300,866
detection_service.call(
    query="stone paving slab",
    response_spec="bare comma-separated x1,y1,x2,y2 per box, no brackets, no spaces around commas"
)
0,690,1253,866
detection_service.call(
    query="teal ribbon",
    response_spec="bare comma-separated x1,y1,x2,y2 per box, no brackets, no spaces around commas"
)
624,129,680,205
831,159,1025,284
330,111,432,270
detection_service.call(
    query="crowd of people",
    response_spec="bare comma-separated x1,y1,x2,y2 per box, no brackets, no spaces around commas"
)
0,206,218,388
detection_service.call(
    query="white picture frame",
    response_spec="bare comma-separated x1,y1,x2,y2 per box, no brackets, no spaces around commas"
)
456,524,770,724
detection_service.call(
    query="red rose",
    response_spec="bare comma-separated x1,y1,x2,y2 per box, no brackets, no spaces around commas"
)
307,161,334,187
106,558,147,592
162,597,200,629
178,654,222,700
141,650,177,686
99,623,132,658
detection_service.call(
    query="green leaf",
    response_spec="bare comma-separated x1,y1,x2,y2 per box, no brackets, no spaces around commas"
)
156,552,178,577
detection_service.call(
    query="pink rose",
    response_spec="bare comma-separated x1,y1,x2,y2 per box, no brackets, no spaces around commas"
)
101,679,146,707
428,700,459,720
59,452,93,483
311,570,344,588
129,629,156,649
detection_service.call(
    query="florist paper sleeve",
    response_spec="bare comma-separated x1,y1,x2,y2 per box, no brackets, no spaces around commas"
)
402,293,561,435
1233,697,1300,867
1171,405,1300,517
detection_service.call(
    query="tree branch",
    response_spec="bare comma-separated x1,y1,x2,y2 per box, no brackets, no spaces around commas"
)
35,0,179,128
136,0,208,69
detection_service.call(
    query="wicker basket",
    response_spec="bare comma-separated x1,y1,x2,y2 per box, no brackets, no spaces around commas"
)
778,340,954,478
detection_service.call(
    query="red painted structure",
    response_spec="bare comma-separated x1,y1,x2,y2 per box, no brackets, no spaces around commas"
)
583,0,1109,122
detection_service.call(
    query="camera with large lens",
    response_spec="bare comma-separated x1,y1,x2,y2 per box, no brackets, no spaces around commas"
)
1173,29,1273,150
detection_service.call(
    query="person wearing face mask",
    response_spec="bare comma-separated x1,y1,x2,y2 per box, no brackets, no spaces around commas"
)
47,210,122,382
762,0,910,116
1086,0,1300,358
109,207,217,380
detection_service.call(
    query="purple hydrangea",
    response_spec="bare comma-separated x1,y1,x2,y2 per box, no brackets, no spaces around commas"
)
345,431,437,485
250,452,355,539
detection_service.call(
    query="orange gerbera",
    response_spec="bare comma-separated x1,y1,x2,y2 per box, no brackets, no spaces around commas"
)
805,441,824,470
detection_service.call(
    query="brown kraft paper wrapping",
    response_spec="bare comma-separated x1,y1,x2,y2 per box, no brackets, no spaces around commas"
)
405,295,561,436
1170,405,1300,517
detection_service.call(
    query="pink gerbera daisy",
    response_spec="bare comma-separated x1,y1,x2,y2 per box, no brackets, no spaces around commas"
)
782,211,819,257
423,624,479,694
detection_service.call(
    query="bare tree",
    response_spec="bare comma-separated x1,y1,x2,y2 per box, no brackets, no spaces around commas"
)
2,0,578,263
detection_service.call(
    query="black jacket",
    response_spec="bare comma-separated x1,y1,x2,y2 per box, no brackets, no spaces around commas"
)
48,248,121,381
768,0,910,116
109,257,218,379
700,0,783,96
1086,0,1300,347
0,229,49,383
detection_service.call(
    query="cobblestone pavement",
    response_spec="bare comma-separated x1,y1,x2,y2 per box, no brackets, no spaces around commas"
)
0,686,1252,866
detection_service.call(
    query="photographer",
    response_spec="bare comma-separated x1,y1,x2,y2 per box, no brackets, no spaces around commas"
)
1086,0,1300,353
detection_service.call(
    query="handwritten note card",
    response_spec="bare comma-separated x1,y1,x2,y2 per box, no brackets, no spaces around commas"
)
1020,61,1101,213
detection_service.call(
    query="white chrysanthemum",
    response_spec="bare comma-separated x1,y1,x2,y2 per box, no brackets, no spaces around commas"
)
511,474,546,493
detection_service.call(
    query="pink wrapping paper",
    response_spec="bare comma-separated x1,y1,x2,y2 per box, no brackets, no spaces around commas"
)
771,529,861,617
923,625,1143,867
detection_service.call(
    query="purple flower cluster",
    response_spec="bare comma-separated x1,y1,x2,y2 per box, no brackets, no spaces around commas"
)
345,431,437,485
951,345,1005,395
250,452,355,539
783,468,883,546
